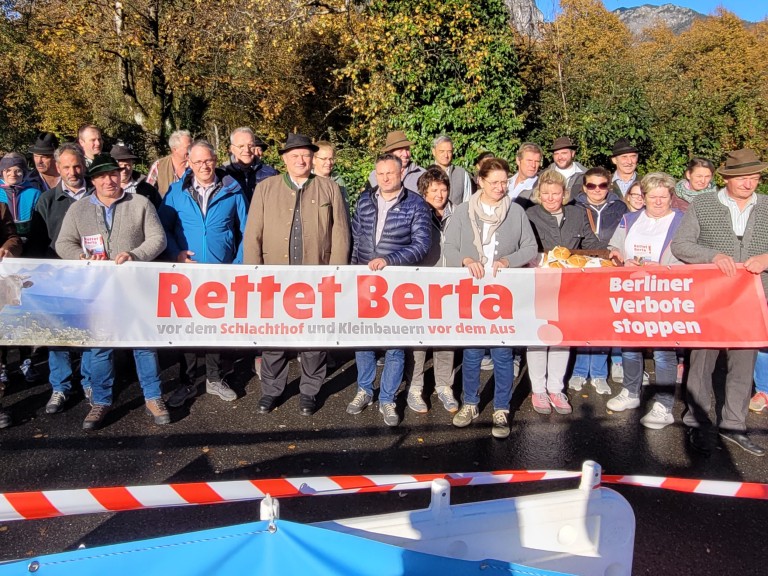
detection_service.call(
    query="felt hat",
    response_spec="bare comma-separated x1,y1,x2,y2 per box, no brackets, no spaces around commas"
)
717,148,768,177
550,136,577,152
87,153,121,177
253,135,269,150
109,144,139,162
381,130,414,153
278,133,318,155
28,132,59,155
611,138,638,157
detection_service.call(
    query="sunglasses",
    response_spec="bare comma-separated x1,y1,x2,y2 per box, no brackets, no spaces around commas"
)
585,182,609,190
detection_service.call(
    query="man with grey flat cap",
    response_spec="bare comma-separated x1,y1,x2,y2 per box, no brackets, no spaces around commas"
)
244,133,350,417
367,130,425,193
672,148,768,457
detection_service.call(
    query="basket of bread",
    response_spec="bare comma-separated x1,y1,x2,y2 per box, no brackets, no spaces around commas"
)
541,247,616,268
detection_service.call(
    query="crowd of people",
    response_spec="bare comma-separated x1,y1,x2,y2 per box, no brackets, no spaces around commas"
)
0,125,766,457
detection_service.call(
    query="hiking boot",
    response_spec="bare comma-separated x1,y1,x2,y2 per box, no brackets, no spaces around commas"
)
146,398,171,425
167,382,198,408
611,362,624,384
346,389,372,415
640,402,673,430
379,402,400,427
568,376,586,392
436,387,459,413
406,388,428,413
206,379,237,401
590,377,611,395
492,410,510,439
548,392,572,415
0,409,10,429
452,404,479,427
480,356,494,371
83,404,109,431
750,391,768,413
606,388,640,412
531,392,551,414
20,359,39,383
45,391,68,414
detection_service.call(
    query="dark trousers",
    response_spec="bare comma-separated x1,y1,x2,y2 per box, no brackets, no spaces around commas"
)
260,350,326,398
183,351,222,382
682,348,756,432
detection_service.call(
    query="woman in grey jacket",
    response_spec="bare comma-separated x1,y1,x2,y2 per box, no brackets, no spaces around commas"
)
443,158,537,439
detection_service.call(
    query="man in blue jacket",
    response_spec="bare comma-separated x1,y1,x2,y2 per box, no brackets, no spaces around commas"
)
159,140,248,407
346,153,432,427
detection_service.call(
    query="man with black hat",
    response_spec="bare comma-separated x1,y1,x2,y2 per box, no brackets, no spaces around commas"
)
243,133,350,417
610,138,640,198
543,136,586,198
221,127,278,205
56,153,169,431
110,144,161,208
28,132,60,192
672,148,768,457
159,140,247,408
367,130,425,193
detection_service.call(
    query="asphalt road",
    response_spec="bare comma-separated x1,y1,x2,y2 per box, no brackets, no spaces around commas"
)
0,349,766,575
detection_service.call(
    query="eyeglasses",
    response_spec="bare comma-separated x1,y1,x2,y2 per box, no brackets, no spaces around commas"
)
585,182,609,190
483,179,509,189
190,159,216,167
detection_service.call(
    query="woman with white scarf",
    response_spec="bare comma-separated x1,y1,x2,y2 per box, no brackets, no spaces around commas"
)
443,158,538,439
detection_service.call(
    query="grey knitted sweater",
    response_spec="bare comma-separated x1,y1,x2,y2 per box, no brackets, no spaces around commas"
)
670,190,768,296
56,193,167,262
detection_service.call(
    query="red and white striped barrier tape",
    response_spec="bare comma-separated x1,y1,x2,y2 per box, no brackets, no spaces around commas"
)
1,470,765,522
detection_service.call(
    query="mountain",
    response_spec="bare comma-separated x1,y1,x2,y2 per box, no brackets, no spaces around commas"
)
614,3,706,36
506,0,544,36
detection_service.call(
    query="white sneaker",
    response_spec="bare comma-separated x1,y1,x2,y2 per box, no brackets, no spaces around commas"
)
568,376,586,391
640,402,674,429
611,362,624,383
642,371,650,386
606,388,640,412
590,377,611,395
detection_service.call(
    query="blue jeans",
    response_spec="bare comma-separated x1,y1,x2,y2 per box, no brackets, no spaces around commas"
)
572,348,609,379
622,348,677,410
88,348,163,406
754,349,768,394
462,347,514,410
49,348,91,394
355,349,404,404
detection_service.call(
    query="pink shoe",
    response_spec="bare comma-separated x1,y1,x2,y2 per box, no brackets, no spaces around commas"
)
548,392,572,415
531,392,551,414
676,362,685,385
749,391,768,413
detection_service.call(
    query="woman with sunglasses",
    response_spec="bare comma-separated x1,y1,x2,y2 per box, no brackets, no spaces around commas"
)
568,167,627,396
606,172,684,429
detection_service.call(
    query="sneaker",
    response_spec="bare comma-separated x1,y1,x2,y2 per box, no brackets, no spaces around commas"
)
611,362,624,384
492,410,510,439
167,382,198,408
206,379,237,401
568,376,586,392
606,388,641,412
642,371,650,386
0,365,7,384
531,392,551,414
407,389,428,413
676,362,685,385
640,402,674,429
20,359,39,383
376,356,385,367
749,391,768,413
254,356,262,380
346,389,372,415
480,356,494,371
436,387,459,413
513,356,521,379
0,409,10,429
45,391,68,414
548,392,572,415
452,404,479,427
590,377,611,395
379,402,400,426
146,398,171,425
82,404,109,431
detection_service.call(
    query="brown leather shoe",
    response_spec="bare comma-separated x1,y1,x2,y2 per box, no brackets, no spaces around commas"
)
83,405,109,431
146,398,171,425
